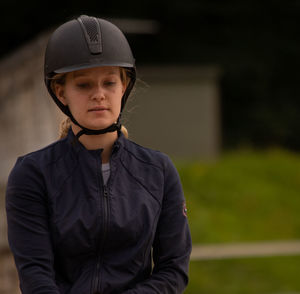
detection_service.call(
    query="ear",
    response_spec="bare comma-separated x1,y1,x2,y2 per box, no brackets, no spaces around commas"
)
55,84,67,106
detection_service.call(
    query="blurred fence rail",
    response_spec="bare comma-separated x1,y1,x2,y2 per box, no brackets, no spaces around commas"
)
191,240,300,260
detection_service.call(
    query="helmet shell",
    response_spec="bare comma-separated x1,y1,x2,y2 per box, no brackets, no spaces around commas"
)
44,15,136,116
45,15,135,75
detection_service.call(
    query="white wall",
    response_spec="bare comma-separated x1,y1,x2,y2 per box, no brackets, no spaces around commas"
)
123,65,221,159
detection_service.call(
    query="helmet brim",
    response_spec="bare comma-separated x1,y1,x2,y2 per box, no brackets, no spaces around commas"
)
54,61,135,74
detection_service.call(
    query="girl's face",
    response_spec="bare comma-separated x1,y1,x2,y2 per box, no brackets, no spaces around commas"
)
55,66,126,131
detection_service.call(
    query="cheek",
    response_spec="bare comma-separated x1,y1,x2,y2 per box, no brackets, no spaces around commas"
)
115,95,123,111
65,89,86,105
112,89,123,108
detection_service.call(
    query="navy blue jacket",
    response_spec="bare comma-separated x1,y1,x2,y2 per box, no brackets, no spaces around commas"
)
6,130,192,294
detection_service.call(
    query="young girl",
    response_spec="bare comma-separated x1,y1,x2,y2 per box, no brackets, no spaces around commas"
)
6,15,192,294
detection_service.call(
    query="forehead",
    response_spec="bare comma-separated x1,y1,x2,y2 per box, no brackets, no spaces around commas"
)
72,66,120,78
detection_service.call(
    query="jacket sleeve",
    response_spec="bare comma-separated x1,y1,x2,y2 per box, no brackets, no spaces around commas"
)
123,155,192,294
6,157,60,294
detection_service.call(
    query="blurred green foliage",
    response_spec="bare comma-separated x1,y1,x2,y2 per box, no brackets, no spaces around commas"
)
176,149,300,293
186,256,300,294
176,149,300,244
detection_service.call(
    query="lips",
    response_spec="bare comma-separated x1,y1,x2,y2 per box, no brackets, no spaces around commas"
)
88,106,108,112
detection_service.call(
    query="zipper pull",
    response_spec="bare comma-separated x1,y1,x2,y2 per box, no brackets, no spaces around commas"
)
103,185,108,197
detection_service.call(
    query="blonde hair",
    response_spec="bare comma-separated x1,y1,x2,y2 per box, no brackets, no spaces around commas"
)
59,117,72,139
51,67,130,139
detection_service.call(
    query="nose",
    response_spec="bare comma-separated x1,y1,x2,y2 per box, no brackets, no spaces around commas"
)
91,85,105,101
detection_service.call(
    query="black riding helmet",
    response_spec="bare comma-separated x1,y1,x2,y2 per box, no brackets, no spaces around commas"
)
44,15,136,138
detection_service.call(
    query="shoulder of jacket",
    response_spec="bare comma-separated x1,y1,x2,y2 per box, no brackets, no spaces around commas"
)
122,139,171,170
15,137,69,169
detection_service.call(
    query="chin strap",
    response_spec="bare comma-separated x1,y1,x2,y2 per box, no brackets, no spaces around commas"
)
75,122,121,139
72,114,122,140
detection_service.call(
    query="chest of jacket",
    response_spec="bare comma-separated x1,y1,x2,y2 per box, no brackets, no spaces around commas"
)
47,147,164,262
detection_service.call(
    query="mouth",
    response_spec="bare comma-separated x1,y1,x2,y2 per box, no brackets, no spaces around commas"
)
88,106,108,112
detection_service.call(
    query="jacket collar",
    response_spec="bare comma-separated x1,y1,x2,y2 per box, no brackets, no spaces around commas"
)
66,128,126,157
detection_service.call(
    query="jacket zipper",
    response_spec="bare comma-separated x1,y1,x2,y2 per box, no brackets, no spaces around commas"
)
92,163,110,294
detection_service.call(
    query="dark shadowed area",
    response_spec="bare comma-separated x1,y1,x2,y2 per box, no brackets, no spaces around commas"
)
1,0,300,150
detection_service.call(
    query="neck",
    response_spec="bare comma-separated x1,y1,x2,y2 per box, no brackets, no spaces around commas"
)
71,124,118,163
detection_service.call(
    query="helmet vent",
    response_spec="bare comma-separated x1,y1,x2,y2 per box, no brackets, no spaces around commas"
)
78,15,102,54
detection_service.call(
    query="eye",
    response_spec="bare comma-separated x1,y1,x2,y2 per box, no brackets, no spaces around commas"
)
76,82,91,89
104,80,116,86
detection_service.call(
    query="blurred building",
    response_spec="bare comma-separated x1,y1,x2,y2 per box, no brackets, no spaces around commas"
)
125,65,221,159
0,33,64,186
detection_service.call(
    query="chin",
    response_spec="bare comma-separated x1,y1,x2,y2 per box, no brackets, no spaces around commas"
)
87,122,116,131
78,117,117,131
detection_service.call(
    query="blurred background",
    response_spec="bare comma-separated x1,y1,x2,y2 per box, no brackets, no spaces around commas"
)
1,0,300,293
